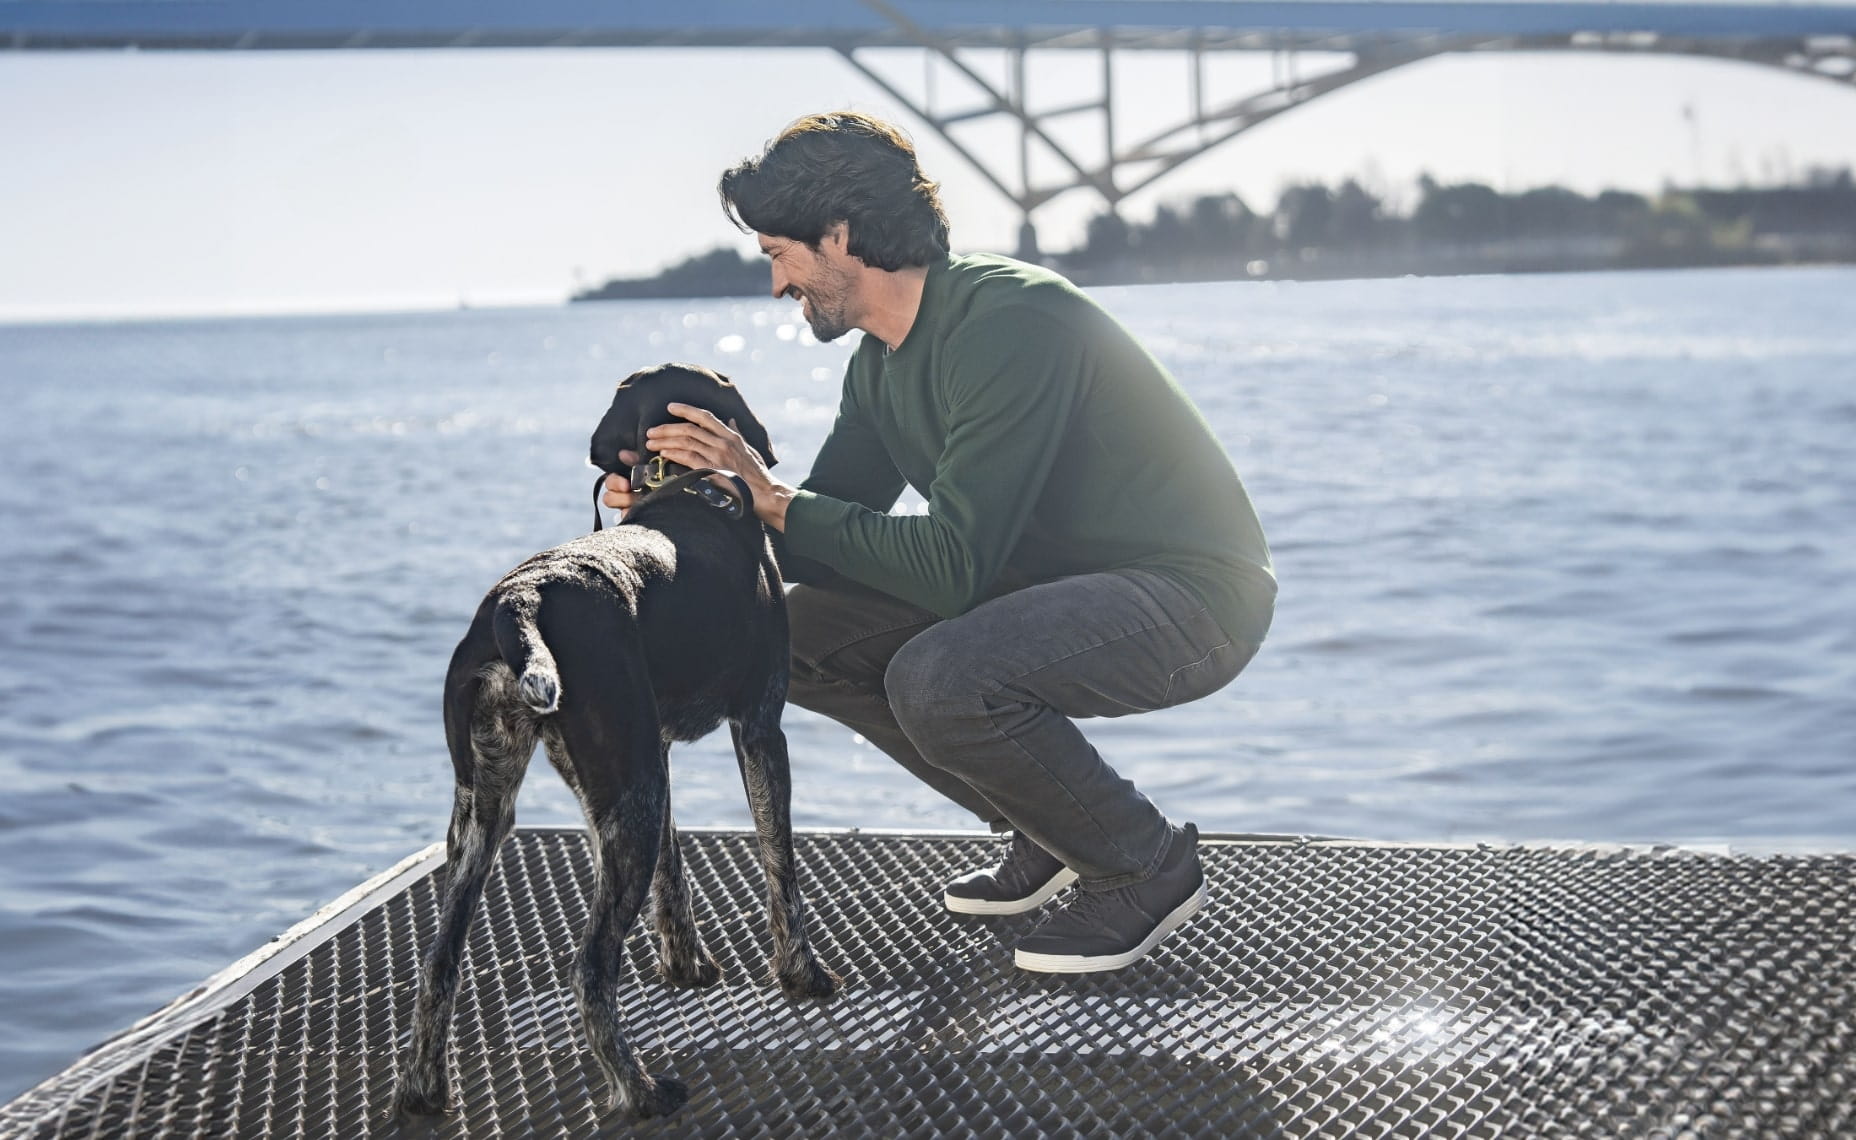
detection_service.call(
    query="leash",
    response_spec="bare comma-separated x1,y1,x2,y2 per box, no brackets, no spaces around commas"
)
591,464,755,532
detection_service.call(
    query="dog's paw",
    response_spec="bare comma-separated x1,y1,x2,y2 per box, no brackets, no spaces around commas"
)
613,1075,689,1120
775,954,842,1001
659,953,723,989
390,1079,454,1119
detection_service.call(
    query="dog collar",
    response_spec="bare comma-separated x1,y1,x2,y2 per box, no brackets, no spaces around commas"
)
592,465,754,532
660,468,753,520
634,455,752,519
684,476,748,518
630,453,685,491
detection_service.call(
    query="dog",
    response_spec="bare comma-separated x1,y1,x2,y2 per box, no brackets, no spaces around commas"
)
393,363,839,1121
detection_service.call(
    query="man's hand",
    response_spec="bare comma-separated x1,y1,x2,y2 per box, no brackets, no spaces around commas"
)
601,450,642,513
645,403,796,530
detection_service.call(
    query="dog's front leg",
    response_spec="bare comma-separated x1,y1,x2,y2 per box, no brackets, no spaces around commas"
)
730,710,840,1000
651,784,723,988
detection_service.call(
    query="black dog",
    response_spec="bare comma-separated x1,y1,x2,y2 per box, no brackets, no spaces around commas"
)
394,363,839,1121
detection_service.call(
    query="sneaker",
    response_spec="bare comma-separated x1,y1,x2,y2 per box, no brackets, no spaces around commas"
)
1012,823,1205,973
944,830,1079,915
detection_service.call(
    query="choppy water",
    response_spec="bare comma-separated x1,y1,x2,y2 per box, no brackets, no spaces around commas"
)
2,266,1852,1100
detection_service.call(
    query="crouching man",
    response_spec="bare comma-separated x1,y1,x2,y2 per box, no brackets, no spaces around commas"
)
606,112,1275,972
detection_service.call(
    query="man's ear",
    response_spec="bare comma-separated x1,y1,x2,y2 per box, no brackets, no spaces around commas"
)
821,221,850,256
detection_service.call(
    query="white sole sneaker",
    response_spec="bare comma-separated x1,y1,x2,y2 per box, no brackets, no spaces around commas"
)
1011,881,1207,973
944,867,1079,915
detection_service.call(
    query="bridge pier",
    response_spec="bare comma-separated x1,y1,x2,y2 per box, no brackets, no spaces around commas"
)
1015,218,1041,262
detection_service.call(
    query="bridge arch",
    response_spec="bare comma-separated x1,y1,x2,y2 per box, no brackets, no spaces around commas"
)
836,14,1856,257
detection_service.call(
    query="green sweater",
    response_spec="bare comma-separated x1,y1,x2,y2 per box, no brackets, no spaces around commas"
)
782,253,1275,646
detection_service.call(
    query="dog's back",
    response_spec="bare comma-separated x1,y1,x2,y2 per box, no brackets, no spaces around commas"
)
454,493,778,737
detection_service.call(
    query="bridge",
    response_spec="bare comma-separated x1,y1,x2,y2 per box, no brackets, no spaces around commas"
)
8,0,1856,253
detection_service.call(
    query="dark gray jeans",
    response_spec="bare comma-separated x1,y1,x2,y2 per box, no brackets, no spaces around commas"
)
786,569,1259,888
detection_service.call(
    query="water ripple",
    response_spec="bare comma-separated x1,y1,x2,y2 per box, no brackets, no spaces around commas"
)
1,268,1853,1100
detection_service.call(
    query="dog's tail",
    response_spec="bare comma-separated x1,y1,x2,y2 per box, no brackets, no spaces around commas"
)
492,589,561,715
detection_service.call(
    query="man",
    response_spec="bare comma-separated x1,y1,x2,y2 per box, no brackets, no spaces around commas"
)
604,112,1274,972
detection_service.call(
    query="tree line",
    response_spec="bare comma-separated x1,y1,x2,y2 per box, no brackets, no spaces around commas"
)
1060,167,1856,281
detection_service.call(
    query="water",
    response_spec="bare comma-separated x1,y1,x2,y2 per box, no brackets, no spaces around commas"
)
1,266,1852,1100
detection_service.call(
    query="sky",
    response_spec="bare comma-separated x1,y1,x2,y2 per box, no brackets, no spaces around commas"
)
2,41,1854,321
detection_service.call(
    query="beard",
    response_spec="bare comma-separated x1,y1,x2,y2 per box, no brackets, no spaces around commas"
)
796,263,856,343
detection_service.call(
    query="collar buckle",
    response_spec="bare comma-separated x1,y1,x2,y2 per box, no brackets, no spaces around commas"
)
631,454,675,490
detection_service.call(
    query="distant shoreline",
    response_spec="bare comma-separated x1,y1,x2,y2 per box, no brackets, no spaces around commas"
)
569,243,1856,305
571,171,1856,303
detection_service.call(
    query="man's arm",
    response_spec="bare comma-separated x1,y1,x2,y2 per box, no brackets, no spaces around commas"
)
800,392,908,517
774,391,907,585
782,308,1086,616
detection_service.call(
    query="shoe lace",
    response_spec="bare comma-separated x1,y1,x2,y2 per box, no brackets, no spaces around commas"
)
1060,883,1130,922
993,830,1038,887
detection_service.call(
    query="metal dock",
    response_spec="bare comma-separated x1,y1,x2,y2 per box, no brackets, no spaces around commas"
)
3,828,1852,1138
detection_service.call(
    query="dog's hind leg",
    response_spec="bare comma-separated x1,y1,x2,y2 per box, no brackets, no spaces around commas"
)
731,684,840,1000
650,787,723,988
547,644,688,1119
396,661,537,1117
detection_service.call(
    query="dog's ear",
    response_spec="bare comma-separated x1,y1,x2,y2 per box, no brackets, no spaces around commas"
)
708,370,779,469
588,370,651,474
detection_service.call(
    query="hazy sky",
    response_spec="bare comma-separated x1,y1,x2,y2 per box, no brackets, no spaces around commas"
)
3,43,1854,320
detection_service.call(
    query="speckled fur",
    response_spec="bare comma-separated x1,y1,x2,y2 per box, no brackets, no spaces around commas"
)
392,365,838,1124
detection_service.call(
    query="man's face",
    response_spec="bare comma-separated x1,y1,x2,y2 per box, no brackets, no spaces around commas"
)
758,228,859,343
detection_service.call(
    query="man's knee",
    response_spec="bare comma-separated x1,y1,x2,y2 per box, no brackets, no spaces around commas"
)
884,624,982,738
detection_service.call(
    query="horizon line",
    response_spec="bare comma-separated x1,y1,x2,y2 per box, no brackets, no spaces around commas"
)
0,289,573,329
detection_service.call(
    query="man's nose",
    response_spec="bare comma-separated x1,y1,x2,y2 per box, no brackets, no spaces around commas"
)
770,263,791,301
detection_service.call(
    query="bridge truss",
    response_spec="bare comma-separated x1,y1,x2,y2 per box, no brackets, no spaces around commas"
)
834,1,1856,254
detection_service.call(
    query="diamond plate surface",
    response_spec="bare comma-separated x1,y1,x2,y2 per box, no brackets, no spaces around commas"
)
4,829,1853,1138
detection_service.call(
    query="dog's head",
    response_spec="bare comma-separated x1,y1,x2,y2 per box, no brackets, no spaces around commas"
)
589,363,778,481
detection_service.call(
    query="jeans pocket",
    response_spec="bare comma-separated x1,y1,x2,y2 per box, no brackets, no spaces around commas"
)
1158,632,1258,709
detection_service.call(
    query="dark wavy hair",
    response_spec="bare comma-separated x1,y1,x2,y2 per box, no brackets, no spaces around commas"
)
718,112,951,270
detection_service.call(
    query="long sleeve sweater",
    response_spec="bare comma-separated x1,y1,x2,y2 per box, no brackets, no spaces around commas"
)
781,253,1275,647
